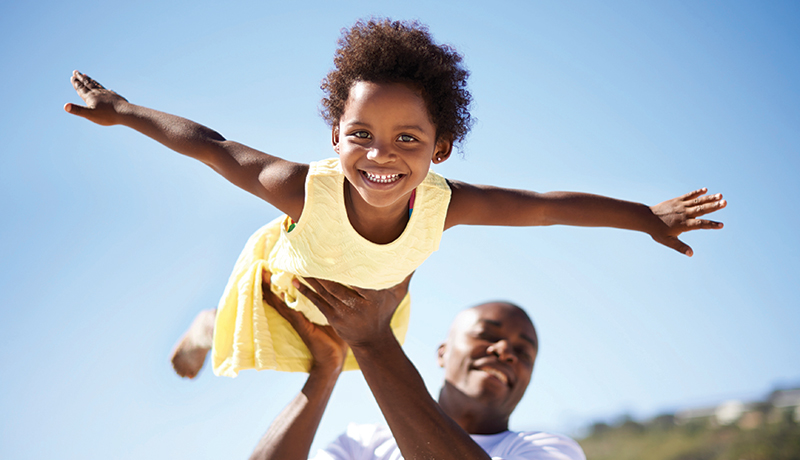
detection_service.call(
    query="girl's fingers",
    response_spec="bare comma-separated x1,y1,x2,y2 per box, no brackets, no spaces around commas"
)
687,219,724,230
71,75,86,92
679,188,708,201
71,71,105,95
689,193,722,206
665,236,693,257
84,74,104,89
688,199,727,217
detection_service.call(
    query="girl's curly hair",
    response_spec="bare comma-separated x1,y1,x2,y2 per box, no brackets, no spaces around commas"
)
321,19,473,148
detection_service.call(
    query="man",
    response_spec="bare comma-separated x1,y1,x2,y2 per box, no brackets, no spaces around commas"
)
249,273,586,460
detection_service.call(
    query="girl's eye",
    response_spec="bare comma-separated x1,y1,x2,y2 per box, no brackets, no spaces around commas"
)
398,134,416,142
352,131,371,139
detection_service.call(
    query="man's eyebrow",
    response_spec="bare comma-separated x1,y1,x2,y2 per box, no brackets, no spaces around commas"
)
521,334,538,348
481,319,537,348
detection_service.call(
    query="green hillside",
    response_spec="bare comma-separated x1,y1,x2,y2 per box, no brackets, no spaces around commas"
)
578,412,800,460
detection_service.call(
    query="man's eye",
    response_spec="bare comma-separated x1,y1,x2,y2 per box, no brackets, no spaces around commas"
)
515,346,536,362
398,134,416,142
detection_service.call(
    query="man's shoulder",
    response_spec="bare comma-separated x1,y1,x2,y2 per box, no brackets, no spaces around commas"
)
311,423,398,460
342,422,394,445
315,425,585,460
486,430,586,460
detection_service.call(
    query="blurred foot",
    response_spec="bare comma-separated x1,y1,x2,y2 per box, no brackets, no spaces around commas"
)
170,309,216,379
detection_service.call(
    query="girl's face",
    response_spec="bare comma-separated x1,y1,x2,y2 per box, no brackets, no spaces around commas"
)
333,81,451,213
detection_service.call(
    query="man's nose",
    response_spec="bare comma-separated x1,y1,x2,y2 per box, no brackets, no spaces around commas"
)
488,340,517,363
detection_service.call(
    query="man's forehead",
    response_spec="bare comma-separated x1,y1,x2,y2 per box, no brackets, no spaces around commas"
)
450,302,537,343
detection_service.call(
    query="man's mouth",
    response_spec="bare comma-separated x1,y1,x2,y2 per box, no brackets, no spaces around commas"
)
479,366,510,386
361,171,403,184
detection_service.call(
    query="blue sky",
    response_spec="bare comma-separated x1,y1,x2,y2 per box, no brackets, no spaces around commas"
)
1,1,798,458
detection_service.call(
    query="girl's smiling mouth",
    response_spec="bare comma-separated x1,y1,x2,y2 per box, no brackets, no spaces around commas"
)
361,170,404,184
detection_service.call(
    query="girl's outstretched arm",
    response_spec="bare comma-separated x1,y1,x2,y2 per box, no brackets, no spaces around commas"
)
64,71,306,220
445,181,726,256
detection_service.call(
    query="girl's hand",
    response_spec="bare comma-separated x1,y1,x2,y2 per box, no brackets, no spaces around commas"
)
291,274,412,349
262,271,348,372
649,188,726,257
64,70,128,126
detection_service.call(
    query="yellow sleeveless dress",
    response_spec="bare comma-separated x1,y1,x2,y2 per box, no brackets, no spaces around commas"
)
212,158,451,376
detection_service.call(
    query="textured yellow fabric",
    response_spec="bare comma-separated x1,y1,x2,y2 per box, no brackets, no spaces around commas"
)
212,158,451,376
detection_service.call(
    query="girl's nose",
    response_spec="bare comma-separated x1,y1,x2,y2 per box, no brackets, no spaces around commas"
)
366,142,395,164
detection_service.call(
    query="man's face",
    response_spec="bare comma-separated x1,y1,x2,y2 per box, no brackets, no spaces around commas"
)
438,302,538,417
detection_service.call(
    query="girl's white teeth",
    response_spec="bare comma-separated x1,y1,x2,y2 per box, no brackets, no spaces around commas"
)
364,172,401,184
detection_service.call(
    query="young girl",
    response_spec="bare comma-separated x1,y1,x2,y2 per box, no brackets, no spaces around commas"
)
65,19,725,378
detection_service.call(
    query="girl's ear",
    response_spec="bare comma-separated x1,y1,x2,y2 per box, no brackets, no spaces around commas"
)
432,135,453,164
332,127,340,153
437,343,447,368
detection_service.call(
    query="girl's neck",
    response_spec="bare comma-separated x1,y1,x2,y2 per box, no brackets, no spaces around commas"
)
344,182,412,245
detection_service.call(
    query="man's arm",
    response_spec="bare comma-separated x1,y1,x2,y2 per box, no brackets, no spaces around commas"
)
65,71,306,219
295,277,492,460
249,364,341,460
445,180,726,256
249,273,348,460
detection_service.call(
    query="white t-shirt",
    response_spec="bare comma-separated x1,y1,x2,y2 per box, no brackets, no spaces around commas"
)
310,423,586,460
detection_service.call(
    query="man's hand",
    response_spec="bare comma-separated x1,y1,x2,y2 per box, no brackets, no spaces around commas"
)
64,70,129,126
291,274,412,348
649,187,726,256
262,271,348,372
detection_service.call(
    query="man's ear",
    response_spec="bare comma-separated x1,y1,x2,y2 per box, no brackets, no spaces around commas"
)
432,135,453,164
332,126,340,153
437,343,447,368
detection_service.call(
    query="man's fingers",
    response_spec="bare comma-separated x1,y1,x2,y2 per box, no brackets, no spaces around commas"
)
294,279,336,318
269,295,299,324
349,273,413,298
261,282,284,310
312,277,364,303
266,287,316,335
261,270,299,323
